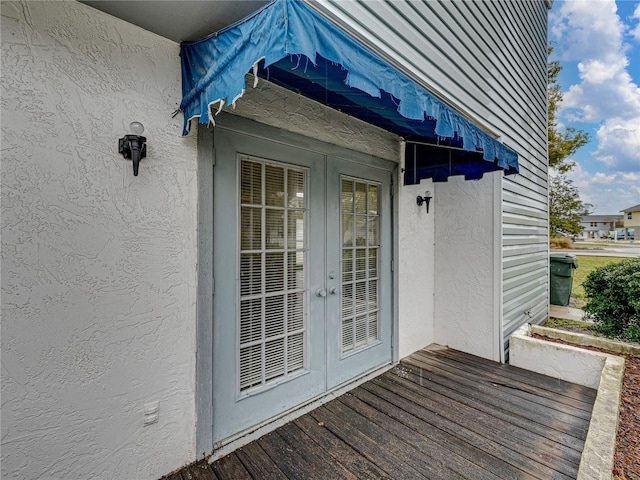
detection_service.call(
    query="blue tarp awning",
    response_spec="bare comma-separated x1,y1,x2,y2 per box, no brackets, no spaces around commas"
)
180,0,519,183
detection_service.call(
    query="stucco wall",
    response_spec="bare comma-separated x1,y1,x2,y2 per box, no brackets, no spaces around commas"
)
1,2,197,479
433,174,500,361
230,77,400,163
397,180,435,359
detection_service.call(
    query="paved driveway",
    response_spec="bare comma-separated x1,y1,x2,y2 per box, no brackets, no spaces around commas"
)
570,242,639,258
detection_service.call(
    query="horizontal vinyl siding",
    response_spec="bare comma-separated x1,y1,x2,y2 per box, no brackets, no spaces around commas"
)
316,0,549,359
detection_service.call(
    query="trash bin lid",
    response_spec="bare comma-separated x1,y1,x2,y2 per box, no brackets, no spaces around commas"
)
549,253,578,267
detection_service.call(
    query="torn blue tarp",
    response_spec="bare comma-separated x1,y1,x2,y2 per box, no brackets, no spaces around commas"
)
180,0,519,181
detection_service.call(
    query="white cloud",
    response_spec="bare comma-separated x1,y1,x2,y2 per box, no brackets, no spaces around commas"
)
551,0,625,61
631,4,640,42
550,0,640,122
561,68,640,122
549,1,640,215
594,117,640,171
567,163,640,213
577,56,627,84
622,171,640,182
592,172,618,184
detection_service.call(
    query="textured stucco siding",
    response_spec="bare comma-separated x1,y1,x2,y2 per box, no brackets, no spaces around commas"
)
397,180,435,359
433,175,500,361
1,2,197,479
228,77,400,163
317,0,550,360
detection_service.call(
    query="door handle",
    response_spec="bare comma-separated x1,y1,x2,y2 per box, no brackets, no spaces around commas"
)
328,287,339,295
315,288,327,297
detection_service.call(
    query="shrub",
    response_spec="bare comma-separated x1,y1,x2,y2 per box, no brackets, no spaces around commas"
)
583,258,640,342
549,237,574,249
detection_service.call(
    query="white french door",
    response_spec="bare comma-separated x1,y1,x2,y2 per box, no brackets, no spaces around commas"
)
325,157,393,389
211,124,392,445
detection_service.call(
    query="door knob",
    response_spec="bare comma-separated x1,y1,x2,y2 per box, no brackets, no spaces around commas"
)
315,288,327,297
328,287,339,295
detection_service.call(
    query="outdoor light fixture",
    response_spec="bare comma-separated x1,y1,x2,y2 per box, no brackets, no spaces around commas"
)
416,190,432,213
118,121,147,176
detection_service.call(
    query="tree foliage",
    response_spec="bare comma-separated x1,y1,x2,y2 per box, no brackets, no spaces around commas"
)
549,175,593,235
547,46,591,234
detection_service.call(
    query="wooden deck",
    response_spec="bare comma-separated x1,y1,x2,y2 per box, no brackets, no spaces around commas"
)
164,346,596,480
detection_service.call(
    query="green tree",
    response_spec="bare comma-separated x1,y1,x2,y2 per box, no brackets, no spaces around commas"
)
547,46,591,234
549,175,593,235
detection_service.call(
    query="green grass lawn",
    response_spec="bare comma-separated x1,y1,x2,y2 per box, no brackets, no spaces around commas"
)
571,256,627,307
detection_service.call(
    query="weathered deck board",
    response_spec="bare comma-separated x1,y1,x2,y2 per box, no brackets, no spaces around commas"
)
163,346,596,480
181,461,218,480
336,392,503,480
436,348,596,402
367,376,574,480
309,404,429,479
378,370,582,474
234,442,287,480
293,415,392,479
412,349,596,412
210,452,249,479
400,354,592,438
350,384,532,479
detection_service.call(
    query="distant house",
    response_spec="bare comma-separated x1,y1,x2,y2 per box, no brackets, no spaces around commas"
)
620,204,640,239
2,1,550,478
579,214,623,239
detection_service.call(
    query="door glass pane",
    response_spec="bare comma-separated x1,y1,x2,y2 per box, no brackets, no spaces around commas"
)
287,293,304,332
355,216,367,246
240,253,262,297
265,295,285,337
265,209,284,249
287,252,304,290
287,333,304,373
368,217,378,246
368,185,378,215
238,156,307,394
288,170,305,208
265,253,284,293
241,160,262,204
241,207,261,250
341,179,353,212
239,298,262,344
342,214,354,247
341,177,381,355
287,211,304,250
342,249,353,283
355,182,366,213
265,165,285,207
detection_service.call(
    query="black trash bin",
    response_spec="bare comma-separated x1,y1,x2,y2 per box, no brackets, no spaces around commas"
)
549,253,578,306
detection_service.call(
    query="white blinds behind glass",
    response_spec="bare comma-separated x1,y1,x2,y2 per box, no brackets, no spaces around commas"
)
239,157,307,392
341,177,380,354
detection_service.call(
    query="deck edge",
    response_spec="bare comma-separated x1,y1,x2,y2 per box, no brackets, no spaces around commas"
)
576,355,624,480
509,325,625,480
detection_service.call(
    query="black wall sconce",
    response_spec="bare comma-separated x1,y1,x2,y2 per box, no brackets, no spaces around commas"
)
416,190,432,213
119,121,147,176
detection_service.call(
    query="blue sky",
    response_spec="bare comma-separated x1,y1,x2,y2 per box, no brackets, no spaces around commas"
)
549,0,640,215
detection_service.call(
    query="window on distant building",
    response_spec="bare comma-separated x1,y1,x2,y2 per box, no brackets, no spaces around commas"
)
590,222,598,227
628,212,633,220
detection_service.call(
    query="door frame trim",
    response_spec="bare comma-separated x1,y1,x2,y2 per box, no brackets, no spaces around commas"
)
195,113,399,459
196,124,215,458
